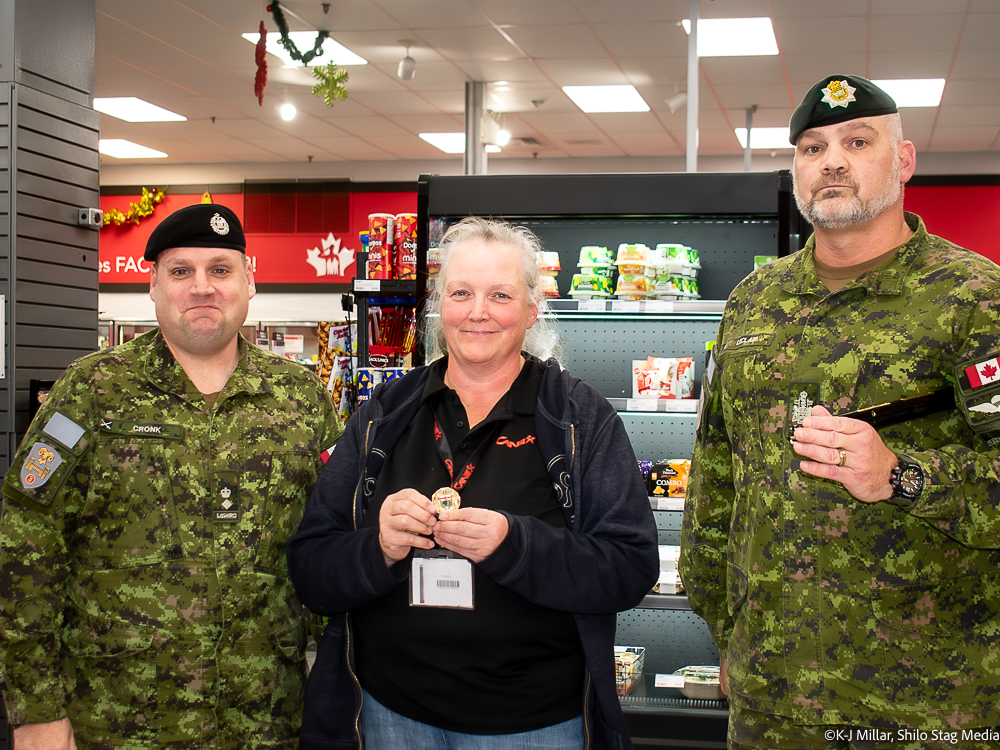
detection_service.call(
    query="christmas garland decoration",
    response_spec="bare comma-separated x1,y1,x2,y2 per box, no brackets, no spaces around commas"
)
268,1,329,65
254,20,268,105
312,62,349,107
102,187,166,228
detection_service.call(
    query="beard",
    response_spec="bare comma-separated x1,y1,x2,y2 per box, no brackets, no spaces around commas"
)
794,158,902,229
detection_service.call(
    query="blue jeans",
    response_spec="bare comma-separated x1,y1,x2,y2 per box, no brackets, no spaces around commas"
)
360,689,585,750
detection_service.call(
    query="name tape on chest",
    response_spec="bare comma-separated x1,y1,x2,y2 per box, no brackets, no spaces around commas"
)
98,420,185,441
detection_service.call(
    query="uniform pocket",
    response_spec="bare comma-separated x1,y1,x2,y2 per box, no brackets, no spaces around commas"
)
78,437,182,568
872,574,1000,705
62,608,157,737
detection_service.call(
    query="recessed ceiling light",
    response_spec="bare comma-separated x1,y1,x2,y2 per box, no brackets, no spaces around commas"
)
98,139,167,159
94,97,186,122
486,145,502,154
734,127,794,149
871,78,946,107
562,85,650,113
681,17,778,57
420,133,466,154
241,32,367,67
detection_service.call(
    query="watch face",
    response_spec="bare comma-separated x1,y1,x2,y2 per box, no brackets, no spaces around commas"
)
900,467,923,495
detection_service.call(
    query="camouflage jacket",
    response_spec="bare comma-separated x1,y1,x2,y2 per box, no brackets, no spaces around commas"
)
0,330,342,748
679,214,1000,729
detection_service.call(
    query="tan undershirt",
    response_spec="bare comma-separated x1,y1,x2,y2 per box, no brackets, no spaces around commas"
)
201,390,223,407
814,245,901,292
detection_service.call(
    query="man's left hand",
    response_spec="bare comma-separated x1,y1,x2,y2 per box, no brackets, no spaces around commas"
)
792,405,897,504
433,508,509,563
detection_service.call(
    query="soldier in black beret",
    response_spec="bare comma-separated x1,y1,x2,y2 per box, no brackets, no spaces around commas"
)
684,73,1000,749
0,198,343,747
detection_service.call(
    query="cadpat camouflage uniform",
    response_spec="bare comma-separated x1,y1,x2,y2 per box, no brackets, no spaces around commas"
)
0,329,342,748
679,213,1000,733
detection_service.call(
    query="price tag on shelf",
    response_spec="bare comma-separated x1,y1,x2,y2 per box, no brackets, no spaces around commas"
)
644,300,675,313
662,399,699,413
655,674,686,689
657,497,684,511
626,399,659,412
354,279,381,292
578,299,606,312
611,300,641,313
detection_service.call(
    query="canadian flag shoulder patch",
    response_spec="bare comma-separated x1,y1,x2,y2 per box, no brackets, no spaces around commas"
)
966,357,1000,389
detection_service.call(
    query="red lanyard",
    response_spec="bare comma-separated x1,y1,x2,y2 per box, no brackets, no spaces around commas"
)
431,407,501,492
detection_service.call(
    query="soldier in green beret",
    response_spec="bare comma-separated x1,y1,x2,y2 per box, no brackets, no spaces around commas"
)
0,203,343,748
681,75,1000,748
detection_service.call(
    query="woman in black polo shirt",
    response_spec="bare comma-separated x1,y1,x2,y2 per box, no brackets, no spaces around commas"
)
288,217,658,750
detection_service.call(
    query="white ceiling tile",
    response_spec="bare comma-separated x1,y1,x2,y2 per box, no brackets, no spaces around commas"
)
503,24,607,59
769,0,869,17
454,60,551,83
330,117,412,137
362,0,492,29
586,112,667,133
867,51,953,79
959,13,1000,51
928,126,1000,151
932,105,1000,128
773,17,868,56
613,132,684,156
517,112,600,132
572,0,681,25
410,28,521,61
470,0,584,26
872,0,970,15
949,50,1000,81
869,15,963,52
535,59,630,86
347,91,444,117
591,23,688,57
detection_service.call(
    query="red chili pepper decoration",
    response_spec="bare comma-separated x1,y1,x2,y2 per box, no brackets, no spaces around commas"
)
254,20,268,106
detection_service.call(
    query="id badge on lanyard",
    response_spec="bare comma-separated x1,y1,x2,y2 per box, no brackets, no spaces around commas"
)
407,410,499,610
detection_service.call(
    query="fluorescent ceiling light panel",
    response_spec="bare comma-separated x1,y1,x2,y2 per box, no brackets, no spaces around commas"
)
871,78,945,107
562,85,649,113
420,133,466,154
241,31,367,66
734,127,794,149
94,97,186,122
98,139,167,159
681,17,778,57
486,145,502,153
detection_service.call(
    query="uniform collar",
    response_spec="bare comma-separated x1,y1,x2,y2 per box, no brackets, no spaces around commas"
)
778,212,927,297
142,330,273,403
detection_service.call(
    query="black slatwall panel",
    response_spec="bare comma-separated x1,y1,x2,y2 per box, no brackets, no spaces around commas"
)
5,84,99,465
0,84,11,479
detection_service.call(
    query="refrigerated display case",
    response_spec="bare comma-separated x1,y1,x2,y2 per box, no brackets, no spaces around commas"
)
417,171,808,748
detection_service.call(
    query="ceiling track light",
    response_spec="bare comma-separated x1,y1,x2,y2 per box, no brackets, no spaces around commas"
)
397,40,416,81
666,92,688,113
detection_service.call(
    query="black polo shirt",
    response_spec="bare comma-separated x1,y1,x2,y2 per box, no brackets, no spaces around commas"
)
353,355,584,734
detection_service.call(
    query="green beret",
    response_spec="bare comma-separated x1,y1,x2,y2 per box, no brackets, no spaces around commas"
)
144,203,246,261
789,75,897,145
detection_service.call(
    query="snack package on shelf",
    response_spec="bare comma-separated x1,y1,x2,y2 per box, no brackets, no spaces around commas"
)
654,571,684,595
614,243,654,277
649,459,692,497
569,273,613,298
632,357,695,399
327,355,352,413
540,275,560,298
637,460,653,488
536,251,561,276
614,646,645,696
394,213,418,280
367,213,395,279
656,244,702,278
356,366,411,406
658,544,681,572
368,307,416,367
614,274,650,300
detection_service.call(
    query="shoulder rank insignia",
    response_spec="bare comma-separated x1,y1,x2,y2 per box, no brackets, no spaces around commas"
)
20,442,63,488
821,79,857,109
969,395,1000,414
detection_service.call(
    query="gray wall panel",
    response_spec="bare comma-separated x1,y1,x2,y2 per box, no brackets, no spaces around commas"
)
16,88,100,131
17,303,100,329
15,236,95,269
16,150,96,188
17,280,97,309
17,130,99,171
16,325,97,350
16,215,99,249
17,172,99,207
17,258,98,289
16,348,95,370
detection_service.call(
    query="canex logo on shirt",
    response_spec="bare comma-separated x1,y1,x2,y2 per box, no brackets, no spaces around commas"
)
496,435,536,448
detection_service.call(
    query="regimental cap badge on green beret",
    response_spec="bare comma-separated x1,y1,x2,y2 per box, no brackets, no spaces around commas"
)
788,74,898,145
144,203,247,261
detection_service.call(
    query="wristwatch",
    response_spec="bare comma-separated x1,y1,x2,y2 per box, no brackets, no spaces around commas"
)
887,459,924,509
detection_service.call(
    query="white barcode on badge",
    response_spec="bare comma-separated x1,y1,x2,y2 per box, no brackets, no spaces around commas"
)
437,579,460,588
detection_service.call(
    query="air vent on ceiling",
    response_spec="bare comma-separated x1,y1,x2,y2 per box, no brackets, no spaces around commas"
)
565,139,602,145
516,136,543,146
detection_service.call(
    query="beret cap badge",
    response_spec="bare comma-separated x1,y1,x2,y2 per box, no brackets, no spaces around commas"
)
210,213,230,236
821,79,857,109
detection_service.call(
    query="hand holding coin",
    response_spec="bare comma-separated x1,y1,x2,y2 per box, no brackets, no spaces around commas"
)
431,487,461,514
378,488,438,567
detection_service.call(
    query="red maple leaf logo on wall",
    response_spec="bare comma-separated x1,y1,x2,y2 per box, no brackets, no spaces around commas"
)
981,363,998,379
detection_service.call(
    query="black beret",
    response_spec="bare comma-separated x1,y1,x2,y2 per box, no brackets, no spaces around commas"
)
144,203,246,261
789,75,898,145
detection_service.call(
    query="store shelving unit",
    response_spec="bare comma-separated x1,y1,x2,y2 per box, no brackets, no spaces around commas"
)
418,171,808,748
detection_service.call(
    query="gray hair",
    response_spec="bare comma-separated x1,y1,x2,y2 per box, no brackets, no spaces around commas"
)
422,216,563,364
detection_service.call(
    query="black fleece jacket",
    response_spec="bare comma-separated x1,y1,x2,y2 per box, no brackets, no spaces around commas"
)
288,357,658,750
